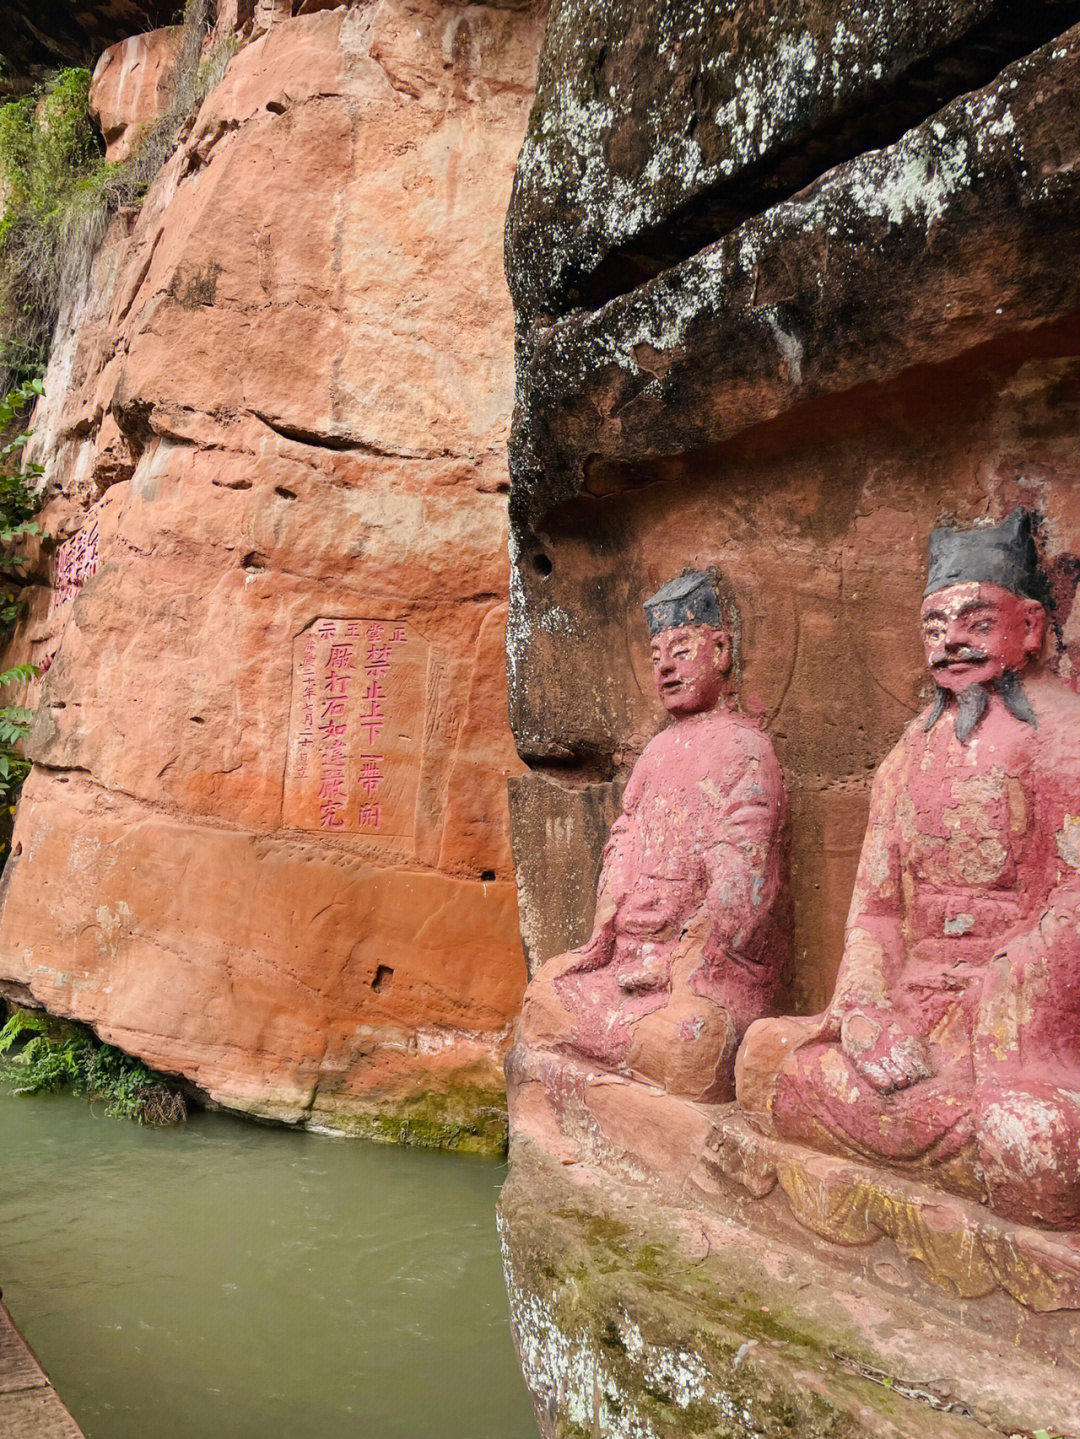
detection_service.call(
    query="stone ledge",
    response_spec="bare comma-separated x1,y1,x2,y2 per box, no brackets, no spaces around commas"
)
510,24,1080,523
707,1111,1080,1312
0,1299,84,1438
506,1043,1080,1434
500,1136,1078,1438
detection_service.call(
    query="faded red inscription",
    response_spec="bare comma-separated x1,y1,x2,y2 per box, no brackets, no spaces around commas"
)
50,522,101,615
284,617,428,840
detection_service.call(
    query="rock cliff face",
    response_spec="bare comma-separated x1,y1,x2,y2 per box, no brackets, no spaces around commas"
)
0,0,544,1146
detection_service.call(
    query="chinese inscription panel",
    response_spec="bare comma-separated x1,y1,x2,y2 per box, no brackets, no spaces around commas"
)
50,522,101,615
284,618,428,842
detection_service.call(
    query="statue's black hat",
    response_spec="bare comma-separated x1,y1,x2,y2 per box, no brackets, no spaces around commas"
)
644,570,725,635
924,507,1046,603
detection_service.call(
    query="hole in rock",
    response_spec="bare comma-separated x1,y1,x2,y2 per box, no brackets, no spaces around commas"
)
481,870,496,882
274,486,297,500
532,552,553,578
12,842,21,856
372,965,394,994
242,551,268,573
189,715,205,724
51,701,66,710
266,100,287,114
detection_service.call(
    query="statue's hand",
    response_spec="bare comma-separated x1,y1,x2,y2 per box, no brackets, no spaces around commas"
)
840,1009,933,1094
538,921,615,983
614,953,670,993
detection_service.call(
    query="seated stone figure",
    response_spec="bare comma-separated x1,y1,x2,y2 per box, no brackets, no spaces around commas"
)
738,509,1080,1229
520,571,789,1104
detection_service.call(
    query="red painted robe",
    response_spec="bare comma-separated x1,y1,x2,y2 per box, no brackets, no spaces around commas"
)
740,669,1080,1226
549,708,789,1069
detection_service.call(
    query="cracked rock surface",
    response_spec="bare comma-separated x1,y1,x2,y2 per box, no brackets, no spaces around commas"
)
0,0,545,1141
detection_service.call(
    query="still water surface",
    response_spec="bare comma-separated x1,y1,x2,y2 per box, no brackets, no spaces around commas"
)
0,1089,536,1439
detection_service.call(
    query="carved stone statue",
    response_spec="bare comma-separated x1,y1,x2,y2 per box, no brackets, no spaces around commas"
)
738,509,1080,1228
519,571,789,1103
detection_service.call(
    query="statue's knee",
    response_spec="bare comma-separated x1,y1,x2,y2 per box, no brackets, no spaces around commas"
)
976,1091,1080,1227
519,971,572,1050
627,997,737,1103
736,1015,816,1130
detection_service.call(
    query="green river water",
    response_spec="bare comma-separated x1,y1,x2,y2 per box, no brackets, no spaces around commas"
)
0,1088,537,1439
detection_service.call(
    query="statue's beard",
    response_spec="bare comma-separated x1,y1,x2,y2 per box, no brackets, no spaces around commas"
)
924,670,1038,744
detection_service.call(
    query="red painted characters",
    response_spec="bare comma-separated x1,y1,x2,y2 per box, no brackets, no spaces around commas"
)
738,509,1080,1228
519,571,790,1103
284,617,414,836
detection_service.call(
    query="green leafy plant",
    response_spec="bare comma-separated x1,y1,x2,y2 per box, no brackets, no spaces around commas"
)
0,0,238,389
0,70,101,386
0,1006,187,1123
0,373,44,591
0,663,37,802
0,373,44,854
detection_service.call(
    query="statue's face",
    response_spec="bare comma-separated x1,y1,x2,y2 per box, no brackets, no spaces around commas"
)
919,582,1046,693
650,624,731,715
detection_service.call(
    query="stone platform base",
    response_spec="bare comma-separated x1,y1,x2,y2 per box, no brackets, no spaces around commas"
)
503,1044,1080,1436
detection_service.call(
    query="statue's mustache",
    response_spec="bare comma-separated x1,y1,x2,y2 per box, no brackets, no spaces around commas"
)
932,647,988,668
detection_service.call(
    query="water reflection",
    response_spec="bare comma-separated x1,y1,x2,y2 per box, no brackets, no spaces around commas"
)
0,1090,535,1439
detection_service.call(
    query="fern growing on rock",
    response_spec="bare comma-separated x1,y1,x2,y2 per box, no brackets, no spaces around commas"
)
0,1007,187,1124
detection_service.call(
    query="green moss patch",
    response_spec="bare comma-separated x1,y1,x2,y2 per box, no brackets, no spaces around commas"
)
312,1083,509,1156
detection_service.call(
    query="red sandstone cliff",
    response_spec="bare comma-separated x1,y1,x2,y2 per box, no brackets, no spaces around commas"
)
0,0,543,1144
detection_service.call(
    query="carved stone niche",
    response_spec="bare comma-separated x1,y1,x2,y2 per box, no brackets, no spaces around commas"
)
501,2,1080,1430
503,512,1080,1439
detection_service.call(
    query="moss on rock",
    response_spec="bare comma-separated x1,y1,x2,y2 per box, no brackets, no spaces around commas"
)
498,1140,1003,1438
310,1082,509,1156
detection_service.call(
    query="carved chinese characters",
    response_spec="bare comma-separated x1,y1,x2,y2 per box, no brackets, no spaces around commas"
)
517,572,790,1103
50,522,100,616
738,510,1080,1229
284,618,429,844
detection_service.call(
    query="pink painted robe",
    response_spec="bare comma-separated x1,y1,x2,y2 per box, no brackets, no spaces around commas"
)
547,708,789,1073
739,669,1080,1227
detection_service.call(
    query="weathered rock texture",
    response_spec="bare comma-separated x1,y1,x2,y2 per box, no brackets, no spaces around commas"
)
500,1132,1080,1439
506,0,1080,323
89,27,185,163
0,0,544,1145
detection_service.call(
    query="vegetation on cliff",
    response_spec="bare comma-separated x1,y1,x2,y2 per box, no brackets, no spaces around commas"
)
0,66,99,388
0,1005,187,1123
0,0,235,391
0,373,43,851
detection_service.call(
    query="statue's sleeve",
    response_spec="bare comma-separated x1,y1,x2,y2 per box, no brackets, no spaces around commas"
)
695,730,787,978
977,727,1080,1074
828,741,907,1017
572,768,643,966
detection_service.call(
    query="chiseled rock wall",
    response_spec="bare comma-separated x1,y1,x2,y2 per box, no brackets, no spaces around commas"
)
0,0,544,1145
